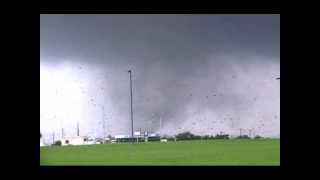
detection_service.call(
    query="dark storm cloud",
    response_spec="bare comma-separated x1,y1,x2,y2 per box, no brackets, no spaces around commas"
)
40,15,280,137
40,15,279,64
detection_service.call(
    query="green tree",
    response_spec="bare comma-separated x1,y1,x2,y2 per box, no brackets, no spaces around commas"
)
176,131,195,140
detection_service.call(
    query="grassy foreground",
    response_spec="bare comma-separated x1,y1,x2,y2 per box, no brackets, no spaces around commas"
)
40,139,280,165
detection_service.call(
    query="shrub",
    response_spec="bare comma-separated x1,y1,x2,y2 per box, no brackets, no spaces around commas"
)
193,135,202,140
237,135,250,139
202,135,211,140
53,140,62,146
148,136,161,141
215,134,229,139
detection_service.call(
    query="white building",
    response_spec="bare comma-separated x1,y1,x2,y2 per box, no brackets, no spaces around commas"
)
60,136,85,146
149,133,158,137
115,134,130,139
84,139,96,145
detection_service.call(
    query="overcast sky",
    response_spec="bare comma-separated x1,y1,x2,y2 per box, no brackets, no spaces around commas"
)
40,14,280,141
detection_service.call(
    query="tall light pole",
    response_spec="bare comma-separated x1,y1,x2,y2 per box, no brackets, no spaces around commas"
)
128,70,134,140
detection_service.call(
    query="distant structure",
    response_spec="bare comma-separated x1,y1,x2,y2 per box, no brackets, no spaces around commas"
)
58,122,95,146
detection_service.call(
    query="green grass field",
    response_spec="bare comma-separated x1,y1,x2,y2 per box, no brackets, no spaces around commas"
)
40,139,280,165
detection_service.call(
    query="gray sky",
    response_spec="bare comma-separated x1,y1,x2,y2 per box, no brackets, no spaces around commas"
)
40,14,280,140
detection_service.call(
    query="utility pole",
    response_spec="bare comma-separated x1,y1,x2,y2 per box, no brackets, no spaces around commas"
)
240,128,242,137
77,122,79,136
159,117,162,133
128,70,134,142
138,128,142,143
61,128,64,139
102,106,105,139
52,132,55,144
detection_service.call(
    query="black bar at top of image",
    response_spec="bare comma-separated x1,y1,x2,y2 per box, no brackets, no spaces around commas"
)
40,0,280,14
